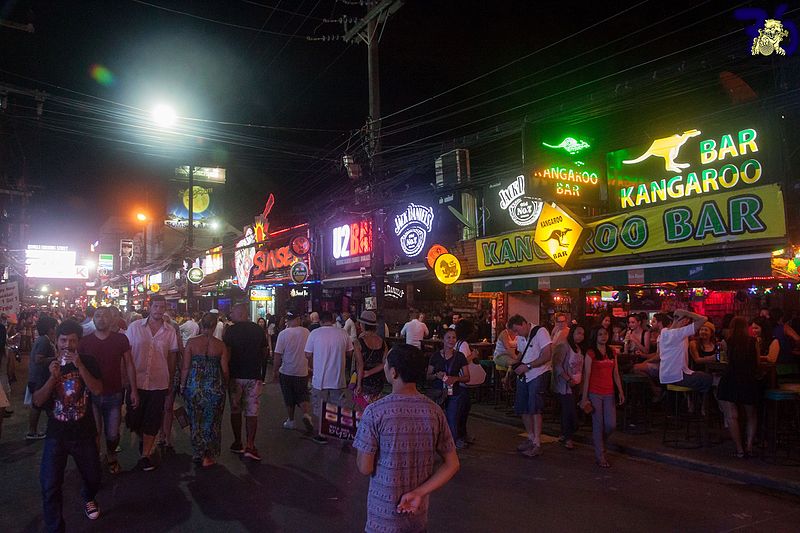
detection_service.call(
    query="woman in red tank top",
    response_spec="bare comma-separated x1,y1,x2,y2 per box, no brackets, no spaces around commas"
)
580,326,624,468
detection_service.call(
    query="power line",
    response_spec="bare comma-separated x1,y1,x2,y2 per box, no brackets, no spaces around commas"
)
239,0,326,21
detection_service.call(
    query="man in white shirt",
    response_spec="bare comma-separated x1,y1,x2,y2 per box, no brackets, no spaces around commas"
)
179,311,201,346
342,311,358,343
209,309,225,340
508,314,552,458
273,310,313,433
655,309,712,394
400,312,429,348
304,310,354,445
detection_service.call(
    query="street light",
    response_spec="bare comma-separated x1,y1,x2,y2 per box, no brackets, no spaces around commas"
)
136,212,148,222
152,103,177,128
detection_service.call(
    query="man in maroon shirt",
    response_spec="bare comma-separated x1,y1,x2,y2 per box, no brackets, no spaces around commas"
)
78,307,138,473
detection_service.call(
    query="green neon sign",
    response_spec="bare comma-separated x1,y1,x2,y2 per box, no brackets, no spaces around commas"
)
542,137,591,155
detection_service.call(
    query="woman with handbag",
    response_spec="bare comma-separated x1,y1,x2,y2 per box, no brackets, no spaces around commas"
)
181,313,229,467
353,311,387,410
427,329,471,449
580,326,624,468
553,324,585,450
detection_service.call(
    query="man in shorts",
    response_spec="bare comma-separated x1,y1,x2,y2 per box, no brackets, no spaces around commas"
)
508,314,552,458
223,303,267,461
272,310,313,433
125,295,179,472
304,310,353,445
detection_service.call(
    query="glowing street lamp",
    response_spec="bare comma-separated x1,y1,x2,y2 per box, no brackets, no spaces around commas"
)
152,103,177,129
136,212,148,222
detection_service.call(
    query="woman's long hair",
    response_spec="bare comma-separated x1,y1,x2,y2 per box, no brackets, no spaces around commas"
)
567,324,586,354
588,325,613,361
749,316,773,348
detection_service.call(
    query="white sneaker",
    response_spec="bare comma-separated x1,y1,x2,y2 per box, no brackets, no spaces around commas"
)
282,419,296,430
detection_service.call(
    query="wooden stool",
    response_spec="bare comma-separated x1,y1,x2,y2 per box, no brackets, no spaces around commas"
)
622,374,651,434
762,388,800,465
662,384,704,449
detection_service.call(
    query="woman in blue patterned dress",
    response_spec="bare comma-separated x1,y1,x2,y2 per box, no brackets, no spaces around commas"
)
180,313,229,467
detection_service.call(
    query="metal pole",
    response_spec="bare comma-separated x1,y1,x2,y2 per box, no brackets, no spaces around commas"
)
186,165,194,313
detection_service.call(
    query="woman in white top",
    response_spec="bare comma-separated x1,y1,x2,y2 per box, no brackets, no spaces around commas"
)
493,327,518,369
552,325,585,450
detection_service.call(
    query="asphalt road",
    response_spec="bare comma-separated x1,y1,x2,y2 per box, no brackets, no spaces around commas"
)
2,366,800,532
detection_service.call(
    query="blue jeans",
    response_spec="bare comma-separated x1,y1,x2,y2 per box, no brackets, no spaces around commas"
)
443,393,468,441
589,393,616,462
557,393,578,440
92,392,124,449
40,436,101,533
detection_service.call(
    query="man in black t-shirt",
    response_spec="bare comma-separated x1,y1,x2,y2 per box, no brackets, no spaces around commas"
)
33,320,103,531
223,303,267,461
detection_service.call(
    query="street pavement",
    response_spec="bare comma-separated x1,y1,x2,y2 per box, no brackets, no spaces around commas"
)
2,364,800,532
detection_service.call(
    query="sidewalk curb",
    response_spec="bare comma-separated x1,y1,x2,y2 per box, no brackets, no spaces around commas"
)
470,409,800,498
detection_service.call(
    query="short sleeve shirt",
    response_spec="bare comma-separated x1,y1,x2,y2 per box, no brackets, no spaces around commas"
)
28,335,55,390
78,332,131,395
353,393,455,533
44,355,101,440
429,351,469,395
516,326,553,382
658,324,696,384
223,321,267,380
304,326,353,390
275,326,310,377
125,318,179,391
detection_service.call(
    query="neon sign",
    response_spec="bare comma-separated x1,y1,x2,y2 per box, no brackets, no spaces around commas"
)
616,127,762,209
498,175,543,227
394,203,434,257
542,137,591,155
531,166,600,199
332,220,372,260
384,285,405,299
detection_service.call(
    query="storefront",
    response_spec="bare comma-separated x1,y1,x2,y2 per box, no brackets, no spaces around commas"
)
448,116,789,335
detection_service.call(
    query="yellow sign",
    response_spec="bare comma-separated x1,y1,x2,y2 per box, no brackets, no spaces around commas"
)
476,184,785,271
434,253,461,285
533,202,585,268
149,283,160,293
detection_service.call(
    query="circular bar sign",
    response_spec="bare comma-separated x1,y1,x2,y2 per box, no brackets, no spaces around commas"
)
434,253,461,285
290,261,309,284
187,267,205,284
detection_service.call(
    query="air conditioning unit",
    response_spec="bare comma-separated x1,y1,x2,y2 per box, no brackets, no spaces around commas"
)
435,149,470,187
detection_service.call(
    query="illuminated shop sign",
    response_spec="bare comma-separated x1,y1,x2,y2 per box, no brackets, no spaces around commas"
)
434,253,461,285
331,220,372,261
542,137,591,155
250,288,272,301
609,125,768,210
533,202,586,268
394,203,434,257
497,175,543,227
384,285,405,299
531,165,601,200
193,246,223,276
476,184,785,271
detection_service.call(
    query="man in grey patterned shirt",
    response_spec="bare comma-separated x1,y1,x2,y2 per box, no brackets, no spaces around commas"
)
354,344,460,533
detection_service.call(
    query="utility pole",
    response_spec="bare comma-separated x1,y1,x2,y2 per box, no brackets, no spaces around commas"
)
343,0,403,330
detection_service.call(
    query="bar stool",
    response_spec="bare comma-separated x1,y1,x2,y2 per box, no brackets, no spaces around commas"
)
662,384,704,449
761,388,800,465
622,374,651,434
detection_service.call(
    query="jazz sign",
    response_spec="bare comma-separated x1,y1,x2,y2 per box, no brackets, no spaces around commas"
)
476,184,785,271
608,122,775,210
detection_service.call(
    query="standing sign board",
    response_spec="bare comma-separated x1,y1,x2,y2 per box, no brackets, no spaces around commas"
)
0,282,20,314
320,401,362,441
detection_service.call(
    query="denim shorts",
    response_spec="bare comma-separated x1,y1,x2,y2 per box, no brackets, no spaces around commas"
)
515,372,551,415
91,392,124,440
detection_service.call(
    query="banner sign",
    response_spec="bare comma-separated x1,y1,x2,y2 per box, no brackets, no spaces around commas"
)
0,282,20,314
327,219,373,273
165,182,218,228
476,184,785,271
320,401,362,441
607,120,778,211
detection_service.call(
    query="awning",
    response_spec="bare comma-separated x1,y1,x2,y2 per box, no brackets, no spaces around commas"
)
321,272,370,288
453,253,772,293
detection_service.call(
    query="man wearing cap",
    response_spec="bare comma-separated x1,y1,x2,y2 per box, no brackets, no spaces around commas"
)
304,310,354,445
272,310,313,433
209,309,225,340
654,309,713,398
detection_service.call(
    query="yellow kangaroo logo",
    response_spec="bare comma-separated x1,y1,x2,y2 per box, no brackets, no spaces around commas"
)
622,129,701,173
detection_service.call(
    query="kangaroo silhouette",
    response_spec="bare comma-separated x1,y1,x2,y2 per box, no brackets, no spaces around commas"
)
540,228,572,248
622,129,701,173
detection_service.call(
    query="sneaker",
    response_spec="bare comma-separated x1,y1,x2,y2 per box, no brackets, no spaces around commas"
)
302,414,314,434
137,456,156,472
522,445,543,458
312,435,329,445
516,440,534,452
84,500,100,520
244,447,262,461
282,419,296,430
115,445,123,453
25,432,46,441
230,442,245,454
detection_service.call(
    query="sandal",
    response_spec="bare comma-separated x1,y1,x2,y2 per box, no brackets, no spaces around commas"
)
732,451,745,459
108,461,121,475
596,460,611,468
564,441,575,450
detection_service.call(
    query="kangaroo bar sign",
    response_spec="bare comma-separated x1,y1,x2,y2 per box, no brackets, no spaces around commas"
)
475,184,785,272
607,121,776,210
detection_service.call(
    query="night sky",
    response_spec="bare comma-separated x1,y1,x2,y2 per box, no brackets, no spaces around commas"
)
0,0,792,248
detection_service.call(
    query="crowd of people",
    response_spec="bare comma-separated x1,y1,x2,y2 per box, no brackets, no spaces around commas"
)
2,298,797,532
